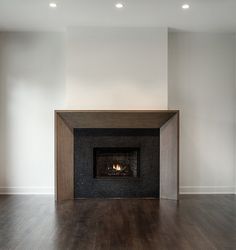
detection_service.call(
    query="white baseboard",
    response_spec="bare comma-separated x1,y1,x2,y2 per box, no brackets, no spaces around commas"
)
180,186,236,194
0,186,235,195
0,186,54,195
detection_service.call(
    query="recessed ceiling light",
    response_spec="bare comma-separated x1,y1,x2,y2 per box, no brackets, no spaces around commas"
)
115,3,124,9
49,2,57,8
182,4,190,9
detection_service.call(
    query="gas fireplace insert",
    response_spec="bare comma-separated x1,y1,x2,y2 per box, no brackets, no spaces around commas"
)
93,147,140,179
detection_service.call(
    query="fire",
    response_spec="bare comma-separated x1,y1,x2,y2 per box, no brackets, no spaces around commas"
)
112,164,122,171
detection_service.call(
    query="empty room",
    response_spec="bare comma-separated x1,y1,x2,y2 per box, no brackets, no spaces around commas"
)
0,0,235,249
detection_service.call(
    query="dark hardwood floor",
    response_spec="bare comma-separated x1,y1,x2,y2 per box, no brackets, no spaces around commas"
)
0,195,235,250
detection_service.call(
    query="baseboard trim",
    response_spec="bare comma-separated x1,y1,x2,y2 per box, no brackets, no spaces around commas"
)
0,186,235,195
0,187,54,195
180,186,236,194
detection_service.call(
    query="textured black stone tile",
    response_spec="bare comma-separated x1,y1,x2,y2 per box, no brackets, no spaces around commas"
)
74,129,159,198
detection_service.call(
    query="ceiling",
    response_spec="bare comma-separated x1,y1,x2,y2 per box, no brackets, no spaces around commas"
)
0,0,236,32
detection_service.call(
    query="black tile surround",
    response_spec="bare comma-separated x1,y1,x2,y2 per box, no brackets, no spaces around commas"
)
74,129,159,198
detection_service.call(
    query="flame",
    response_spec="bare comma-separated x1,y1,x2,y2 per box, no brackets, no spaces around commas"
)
112,164,122,171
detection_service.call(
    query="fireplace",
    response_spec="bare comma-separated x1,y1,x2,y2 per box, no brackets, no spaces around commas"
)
55,111,179,201
94,147,140,178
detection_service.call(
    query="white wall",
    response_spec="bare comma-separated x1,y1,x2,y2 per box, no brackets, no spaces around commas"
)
168,32,236,194
66,27,168,109
0,32,65,194
0,29,235,195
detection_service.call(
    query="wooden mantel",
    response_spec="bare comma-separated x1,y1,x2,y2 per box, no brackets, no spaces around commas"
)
55,110,179,201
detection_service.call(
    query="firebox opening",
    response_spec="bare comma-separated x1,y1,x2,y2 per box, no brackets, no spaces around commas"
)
93,147,140,179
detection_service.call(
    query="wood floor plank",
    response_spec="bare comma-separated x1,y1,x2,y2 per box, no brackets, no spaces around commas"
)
0,195,235,250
